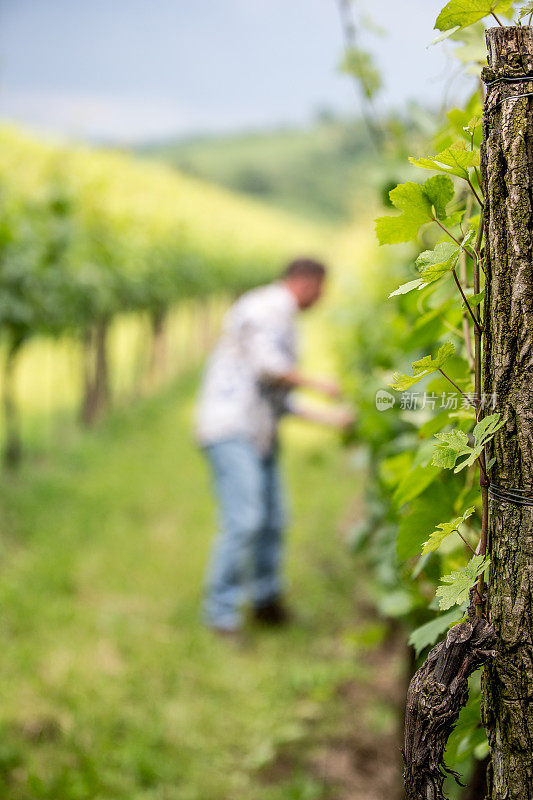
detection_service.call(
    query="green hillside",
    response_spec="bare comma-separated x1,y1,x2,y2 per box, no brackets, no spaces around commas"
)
137,119,379,222
137,114,430,223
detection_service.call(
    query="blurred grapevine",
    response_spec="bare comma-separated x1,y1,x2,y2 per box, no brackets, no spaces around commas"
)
0,127,323,463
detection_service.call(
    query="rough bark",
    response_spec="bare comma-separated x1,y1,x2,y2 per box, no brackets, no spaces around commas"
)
403,618,497,800
480,26,533,800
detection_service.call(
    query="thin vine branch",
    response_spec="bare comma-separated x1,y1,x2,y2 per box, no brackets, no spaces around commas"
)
456,529,476,554
452,270,483,334
433,218,463,247
438,368,476,408
459,195,475,370
466,177,484,209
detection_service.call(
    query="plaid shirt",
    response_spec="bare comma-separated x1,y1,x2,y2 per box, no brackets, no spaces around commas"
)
195,282,298,454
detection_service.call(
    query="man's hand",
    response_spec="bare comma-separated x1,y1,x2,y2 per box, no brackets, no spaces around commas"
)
295,404,356,431
274,370,343,399
309,377,343,400
322,405,356,430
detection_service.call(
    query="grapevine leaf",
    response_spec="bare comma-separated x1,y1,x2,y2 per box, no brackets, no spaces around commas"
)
416,242,460,284
453,22,489,67
339,47,382,99
410,342,456,374
441,209,464,229
463,117,482,136
435,0,515,33
409,142,480,181
434,414,505,473
461,229,476,249
462,289,484,310
409,608,464,656
388,278,424,298
375,176,454,244
376,183,432,244
432,429,472,470
424,175,455,220
388,241,459,297
435,554,490,610
473,413,505,448
391,342,456,390
422,506,476,554
390,372,423,391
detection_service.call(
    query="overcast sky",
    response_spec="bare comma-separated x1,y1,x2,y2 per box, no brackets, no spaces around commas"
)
0,0,473,144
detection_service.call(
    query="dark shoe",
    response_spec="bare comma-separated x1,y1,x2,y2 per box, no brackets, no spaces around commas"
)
253,598,292,626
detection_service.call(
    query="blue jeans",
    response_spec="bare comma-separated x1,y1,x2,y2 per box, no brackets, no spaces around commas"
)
203,437,286,630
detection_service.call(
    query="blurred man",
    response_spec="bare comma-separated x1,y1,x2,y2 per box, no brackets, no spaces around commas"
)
195,257,352,635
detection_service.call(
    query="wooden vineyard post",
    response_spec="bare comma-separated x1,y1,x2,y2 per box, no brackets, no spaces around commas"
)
480,26,533,800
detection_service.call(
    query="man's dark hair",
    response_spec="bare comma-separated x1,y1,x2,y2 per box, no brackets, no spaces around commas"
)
283,257,327,279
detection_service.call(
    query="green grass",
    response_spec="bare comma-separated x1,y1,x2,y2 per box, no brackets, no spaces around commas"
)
0,370,364,800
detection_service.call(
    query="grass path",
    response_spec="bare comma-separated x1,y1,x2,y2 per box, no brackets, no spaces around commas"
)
0,370,379,800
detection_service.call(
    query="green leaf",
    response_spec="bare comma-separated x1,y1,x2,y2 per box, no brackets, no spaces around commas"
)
432,428,472,470
464,116,482,136
422,506,475,554
441,209,464,229
376,182,432,245
433,414,505,473
388,258,458,297
390,372,423,391
474,740,490,759
412,342,457,372
388,278,424,298
473,413,505,449
416,242,460,284
410,142,480,181
424,175,455,220
462,289,484,310
435,0,515,33
461,229,476,249
339,47,382,99
385,205,463,299
519,1,533,18
397,481,457,560
375,176,454,244
452,23,489,67
391,342,456,390
409,608,464,656
377,588,414,618
435,555,490,610
393,464,441,508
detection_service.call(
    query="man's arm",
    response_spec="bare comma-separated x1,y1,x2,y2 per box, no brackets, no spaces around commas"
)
292,402,355,430
268,368,342,400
